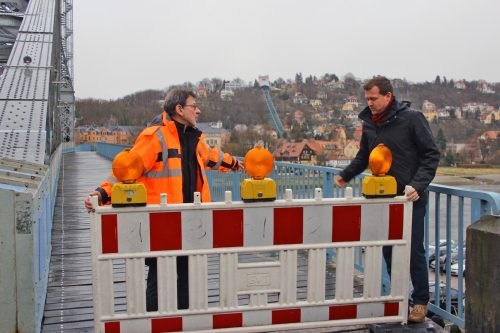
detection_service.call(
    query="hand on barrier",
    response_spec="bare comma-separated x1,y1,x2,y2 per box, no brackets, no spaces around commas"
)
404,185,419,202
334,175,346,188
85,191,101,213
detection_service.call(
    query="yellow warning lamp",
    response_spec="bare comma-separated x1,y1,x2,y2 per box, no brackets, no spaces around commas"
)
240,146,277,202
111,148,147,207
361,144,397,198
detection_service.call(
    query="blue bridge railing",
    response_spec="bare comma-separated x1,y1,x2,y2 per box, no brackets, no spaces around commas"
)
90,143,500,328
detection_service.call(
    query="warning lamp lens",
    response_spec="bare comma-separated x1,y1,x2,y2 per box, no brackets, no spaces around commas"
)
112,148,144,183
368,144,392,176
244,146,274,180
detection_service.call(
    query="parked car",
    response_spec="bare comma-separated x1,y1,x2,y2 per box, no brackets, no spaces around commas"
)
428,247,448,267
450,262,466,277
431,249,465,272
427,240,458,267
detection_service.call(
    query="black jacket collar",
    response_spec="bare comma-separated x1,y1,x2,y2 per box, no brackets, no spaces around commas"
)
358,98,410,125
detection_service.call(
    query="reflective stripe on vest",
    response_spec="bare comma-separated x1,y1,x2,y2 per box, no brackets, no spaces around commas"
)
144,129,181,178
206,149,224,170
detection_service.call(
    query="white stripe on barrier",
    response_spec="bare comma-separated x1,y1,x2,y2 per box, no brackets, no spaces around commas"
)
361,203,389,241
118,212,150,253
243,207,273,247
122,318,150,333
303,205,332,244
301,305,329,322
243,309,271,326
357,302,384,318
182,210,213,250
184,314,212,331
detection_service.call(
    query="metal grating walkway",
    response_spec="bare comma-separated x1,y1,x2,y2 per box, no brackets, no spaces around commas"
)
42,151,110,332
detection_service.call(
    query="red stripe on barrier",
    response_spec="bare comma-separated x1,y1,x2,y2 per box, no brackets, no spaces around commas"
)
150,212,182,251
213,312,243,329
388,204,404,240
332,205,361,242
213,210,243,248
272,308,301,324
105,321,120,333
329,304,357,320
384,302,399,316
101,214,118,254
274,207,303,245
152,317,183,332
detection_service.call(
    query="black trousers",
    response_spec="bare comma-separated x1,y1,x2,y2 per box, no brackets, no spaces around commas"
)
383,204,430,305
146,256,189,311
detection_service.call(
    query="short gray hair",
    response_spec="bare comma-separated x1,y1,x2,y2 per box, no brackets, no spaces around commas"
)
163,89,196,117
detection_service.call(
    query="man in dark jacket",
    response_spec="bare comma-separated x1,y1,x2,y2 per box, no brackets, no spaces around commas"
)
335,76,440,322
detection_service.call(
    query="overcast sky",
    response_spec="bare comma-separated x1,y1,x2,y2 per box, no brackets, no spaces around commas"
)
73,0,500,100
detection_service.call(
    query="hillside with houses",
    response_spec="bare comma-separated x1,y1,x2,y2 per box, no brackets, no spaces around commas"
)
75,75,500,166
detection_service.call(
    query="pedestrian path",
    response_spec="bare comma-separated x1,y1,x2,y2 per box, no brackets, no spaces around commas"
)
42,152,111,332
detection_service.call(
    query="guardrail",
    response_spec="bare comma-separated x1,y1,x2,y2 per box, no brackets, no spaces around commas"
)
90,190,413,332
425,185,500,327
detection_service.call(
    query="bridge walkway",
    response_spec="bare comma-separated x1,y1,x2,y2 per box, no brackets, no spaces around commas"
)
42,152,110,332
41,151,442,332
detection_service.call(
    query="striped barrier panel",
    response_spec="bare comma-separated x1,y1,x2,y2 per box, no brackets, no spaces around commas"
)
90,188,413,333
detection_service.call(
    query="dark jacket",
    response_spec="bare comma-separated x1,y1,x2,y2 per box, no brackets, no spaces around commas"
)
339,98,440,206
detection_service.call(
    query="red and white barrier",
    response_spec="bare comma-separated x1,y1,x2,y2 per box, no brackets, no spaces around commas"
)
90,189,413,333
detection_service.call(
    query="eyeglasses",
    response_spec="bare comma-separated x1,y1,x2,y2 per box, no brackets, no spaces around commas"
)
183,104,200,110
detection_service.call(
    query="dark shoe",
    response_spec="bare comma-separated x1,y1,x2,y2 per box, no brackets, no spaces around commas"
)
408,304,427,323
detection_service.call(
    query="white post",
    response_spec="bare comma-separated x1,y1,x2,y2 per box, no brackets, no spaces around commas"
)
314,188,323,200
193,192,201,205
345,187,353,199
160,193,167,205
224,191,232,204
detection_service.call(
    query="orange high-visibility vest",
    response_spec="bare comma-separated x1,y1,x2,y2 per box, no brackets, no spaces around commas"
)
99,113,238,204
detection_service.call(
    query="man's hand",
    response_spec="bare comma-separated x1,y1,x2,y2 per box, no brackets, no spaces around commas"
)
334,175,346,188
85,191,102,213
237,160,245,171
405,185,420,202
